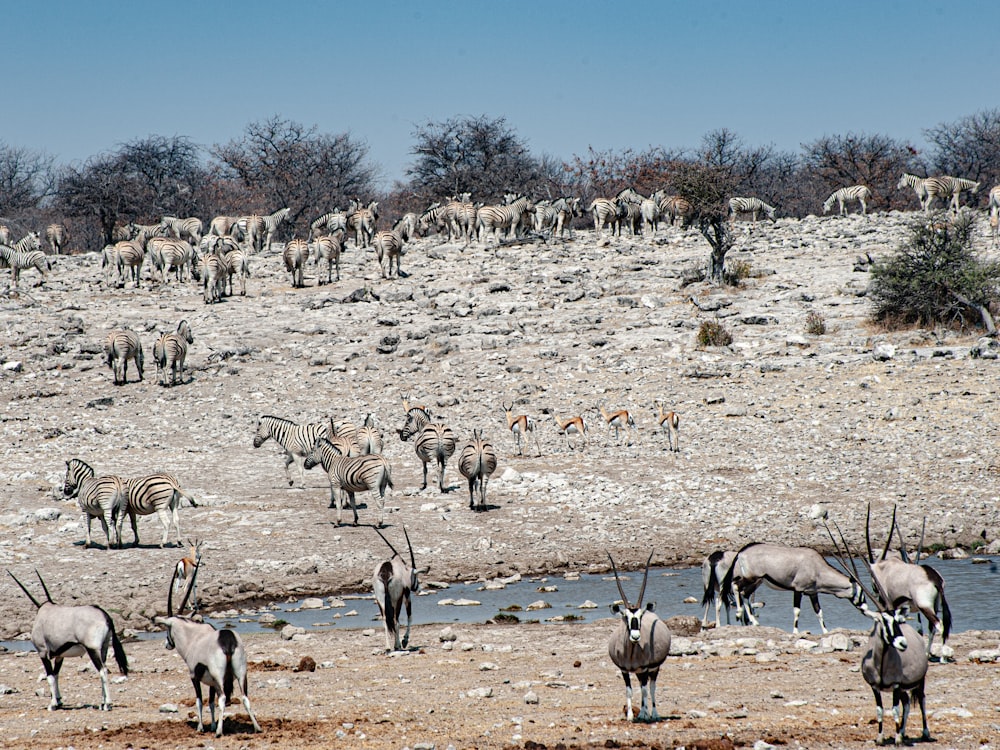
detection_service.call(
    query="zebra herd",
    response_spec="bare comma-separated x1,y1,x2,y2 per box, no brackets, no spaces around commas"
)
104,319,194,387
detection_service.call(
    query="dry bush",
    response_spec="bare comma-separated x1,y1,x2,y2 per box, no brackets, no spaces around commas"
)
725,259,753,285
804,311,827,335
696,320,733,347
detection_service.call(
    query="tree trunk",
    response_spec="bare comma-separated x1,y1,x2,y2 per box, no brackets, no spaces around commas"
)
700,219,733,285
949,288,997,335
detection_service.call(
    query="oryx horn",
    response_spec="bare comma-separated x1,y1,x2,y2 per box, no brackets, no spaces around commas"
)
403,526,416,570
607,552,631,608
7,569,42,608
374,526,400,558
35,569,54,604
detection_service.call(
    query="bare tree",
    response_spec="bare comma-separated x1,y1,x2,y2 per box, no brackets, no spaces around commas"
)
925,109,1000,198
0,143,56,215
212,117,377,236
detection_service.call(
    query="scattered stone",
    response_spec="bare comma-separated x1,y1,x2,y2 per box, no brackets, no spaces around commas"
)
467,687,493,699
293,656,316,672
159,703,178,713
872,342,895,361
300,597,324,610
665,615,702,636
280,624,306,640
524,690,539,705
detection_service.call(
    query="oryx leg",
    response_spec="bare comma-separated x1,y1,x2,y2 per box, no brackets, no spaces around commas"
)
913,683,930,740
620,671,634,721
737,581,761,626
41,656,63,709
193,678,206,731
809,593,828,634
402,594,413,649
872,686,886,745
212,686,226,737
86,646,112,710
893,686,910,745
640,670,660,722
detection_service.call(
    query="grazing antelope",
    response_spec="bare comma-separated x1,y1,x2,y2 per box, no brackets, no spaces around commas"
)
825,521,931,746
721,542,865,633
372,527,427,652
155,564,262,737
599,403,639,445
458,429,498,510
655,401,679,452
553,413,587,451
501,401,540,456
606,552,671,722
175,539,204,611
7,570,128,711
700,550,737,627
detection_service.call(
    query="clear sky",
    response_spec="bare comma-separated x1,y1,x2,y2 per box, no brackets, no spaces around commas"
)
5,1,998,188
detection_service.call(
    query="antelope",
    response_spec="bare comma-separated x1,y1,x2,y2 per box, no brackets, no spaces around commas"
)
175,539,205,611
654,401,679,452
599,403,639,445
825,520,931,746
867,506,951,656
155,563,262,737
606,552,671,723
501,400,540,456
720,542,865,633
372,527,427,652
553,413,587,451
700,550,737,627
7,569,128,711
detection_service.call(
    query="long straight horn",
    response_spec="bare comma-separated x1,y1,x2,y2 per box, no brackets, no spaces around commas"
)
34,569,54,603
864,503,875,563
6,570,41,608
167,565,180,616
607,553,631,609
894,522,911,564
374,527,400,558
636,551,654,607
403,526,416,569
915,517,927,564
178,562,199,614
880,504,897,561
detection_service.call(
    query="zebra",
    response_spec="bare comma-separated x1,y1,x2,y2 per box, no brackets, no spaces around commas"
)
150,238,197,283
283,238,310,287
418,202,452,242
310,210,347,240
413,422,457,492
640,190,666,236
63,458,129,549
221,239,250,296
252,415,330,487
112,239,145,287
312,231,345,284
372,221,407,279
398,401,431,442
122,472,199,547
988,185,1000,247
659,194,692,227
0,234,50,287
897,174,979,213
617,196,643,237
101,244,120,286
447,199,477,246
476,195,533,245
45,223,69,255
533,200,557,234
728,197,777,226
357,413,384,455
535,197,580,238
590,188,642,236
303,437,393,526
104,329,143,385
160,216,204,246
823,185,872,216
154,319,194,386
239,214,267,254
199,246,229,304
208,215,239,237
348,200,379,248
458,429,498,510
262,207,291,253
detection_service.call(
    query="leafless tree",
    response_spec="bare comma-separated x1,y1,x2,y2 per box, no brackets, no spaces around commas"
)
0,143,56,213
925,109,1000,200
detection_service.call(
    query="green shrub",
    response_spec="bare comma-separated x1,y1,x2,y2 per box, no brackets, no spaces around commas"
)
696,320,733,347
804,311,827,335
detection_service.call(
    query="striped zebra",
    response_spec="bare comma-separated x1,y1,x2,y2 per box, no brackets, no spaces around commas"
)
199,244,229,303
329,418,362,455
398,402,431,442
659,194,692,227
372,220,407,279
208,215,239,237
823,185,872,216
533,200,557,233
413,422,457,492
728,197,777,226
100,244,120,286
312,231,343,284
150,238,197,283
104,329,143,385
418,202,451,241
552,196,581,238
153,319,194,386
1,233,50,287
45,223,69,255
262,207,291,253
897,173,979,213
122,472,198,547
347,200,379,248
252,414,330,487
641,190,667,236
303,437,393,526
283,238,310,287
237,214,266,253
160,216,203,246
458,429,498,510
310,210,348,240
590,187,642,236
447,200,476,246
988,186,1000,247
617,196,643,237
63,458,128,549
221,238,250,295
476,195,533,245
113,239,145,287
357,413,384,455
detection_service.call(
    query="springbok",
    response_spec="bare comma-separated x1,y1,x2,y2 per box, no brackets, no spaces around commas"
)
7,569,128,711
553,413,587,451
599,404,639,445
867,506,951,656
155,563,262,737
721,542,864,633
700,550,737,627
654,401,679,452
826,520,931,746
175,539,205,611
372,527,427,652
502,401,540,456
606,552,671,722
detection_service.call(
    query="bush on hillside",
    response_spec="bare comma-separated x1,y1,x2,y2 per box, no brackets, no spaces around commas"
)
696,320,733,347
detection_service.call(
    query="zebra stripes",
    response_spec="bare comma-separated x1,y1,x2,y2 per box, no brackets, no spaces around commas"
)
659,194,692,227
534,197,581,238
414,422,457,492
104,329,144,385
262,207,291,252
45,223,69,255
728,197,777,225
123,472,198,547
113,239,145,287
160,216,203,246
590,188,643,236
399,404,431,441
208,215,239,237
303,437,393,526
252,415,330,487
153,319,194,386
372,221,407,279
220,237,250,296
200,246,229,303
418,202,452,241
357,420,384,455
641,192,665,236
283,238,310,287
458,429,497,510
310,210,348,240
241,214,267,253
476,195,533,245
446,199,476,246
348,200,379,248
823,185,871,216
1,233,50,287
897,173,980,213
63,459,128,549
149,237,197,283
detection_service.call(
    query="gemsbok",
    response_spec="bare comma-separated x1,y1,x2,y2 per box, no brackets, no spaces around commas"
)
372,527,427,652
7,569,128,711
700,550,737,627
606,552,671,722
155,563,262,737
721,542,865,633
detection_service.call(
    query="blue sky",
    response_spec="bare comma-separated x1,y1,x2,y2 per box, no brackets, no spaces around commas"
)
5,1,997,188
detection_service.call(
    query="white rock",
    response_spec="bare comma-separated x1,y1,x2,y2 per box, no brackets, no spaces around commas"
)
300,597,324,610
467,687,493,699
524,691,539,704
280,624,306,640
525,600,550,611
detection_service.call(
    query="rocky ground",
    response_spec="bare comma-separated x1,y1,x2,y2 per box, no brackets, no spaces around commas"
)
1,211,999,748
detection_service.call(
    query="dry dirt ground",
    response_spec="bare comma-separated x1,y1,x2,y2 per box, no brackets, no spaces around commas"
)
1,211,999,748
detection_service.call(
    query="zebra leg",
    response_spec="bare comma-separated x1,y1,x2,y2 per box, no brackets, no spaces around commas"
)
420,460,429,490
156,507,173,547
128,510,141,547
283,452,295,487
437,456,446,492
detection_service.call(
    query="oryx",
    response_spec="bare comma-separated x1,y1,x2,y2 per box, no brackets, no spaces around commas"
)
700,549,737,627
155,563,262,737
606,552,672,722
825,520,931,746
372,526,427,652
867,506,952,656
7,569,128,711
721,542,865,633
